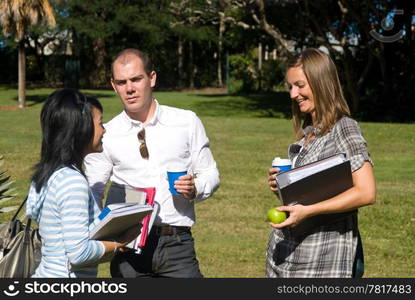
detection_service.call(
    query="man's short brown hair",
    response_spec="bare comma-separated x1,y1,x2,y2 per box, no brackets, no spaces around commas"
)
111,48,154,77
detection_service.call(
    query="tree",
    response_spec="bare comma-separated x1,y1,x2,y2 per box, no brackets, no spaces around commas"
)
169,0,217,88
58,0,174,88
288,0,413,118
58,0,124,88
223,0,414,120
0,0,56,108
0,155,15,203
218,0,292,56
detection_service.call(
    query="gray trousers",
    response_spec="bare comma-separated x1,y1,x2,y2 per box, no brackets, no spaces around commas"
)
110,229,203,278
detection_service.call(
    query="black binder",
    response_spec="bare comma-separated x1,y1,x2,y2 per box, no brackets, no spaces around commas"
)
276,153,355,237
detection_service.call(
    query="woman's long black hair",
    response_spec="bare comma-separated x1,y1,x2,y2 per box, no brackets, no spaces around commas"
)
32,88,103,192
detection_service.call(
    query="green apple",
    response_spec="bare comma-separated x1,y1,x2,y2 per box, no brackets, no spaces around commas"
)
267,207,287,224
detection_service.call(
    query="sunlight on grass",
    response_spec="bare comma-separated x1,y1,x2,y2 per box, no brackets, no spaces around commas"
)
1,88,414,277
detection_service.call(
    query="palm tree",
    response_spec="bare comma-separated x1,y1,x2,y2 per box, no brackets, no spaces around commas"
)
0,155,15,204
0,0,56,108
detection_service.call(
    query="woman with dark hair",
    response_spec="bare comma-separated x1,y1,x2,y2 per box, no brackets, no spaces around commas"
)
26,88,135,277
266,48,376,277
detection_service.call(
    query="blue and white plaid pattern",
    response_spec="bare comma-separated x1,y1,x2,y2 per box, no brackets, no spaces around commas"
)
265,116,372,277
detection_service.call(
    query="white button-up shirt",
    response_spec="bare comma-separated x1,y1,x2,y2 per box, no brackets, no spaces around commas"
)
84,100,220,227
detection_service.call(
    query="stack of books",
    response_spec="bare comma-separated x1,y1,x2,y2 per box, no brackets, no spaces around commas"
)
90,203,153,241
105,183,159,254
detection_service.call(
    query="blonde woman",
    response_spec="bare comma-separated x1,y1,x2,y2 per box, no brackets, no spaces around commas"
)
266,48,376,277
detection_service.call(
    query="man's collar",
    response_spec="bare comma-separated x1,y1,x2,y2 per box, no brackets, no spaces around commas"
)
121,99,161,128
147,99,160,126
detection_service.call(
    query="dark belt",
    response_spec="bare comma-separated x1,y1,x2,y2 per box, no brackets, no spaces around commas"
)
153,225,191,236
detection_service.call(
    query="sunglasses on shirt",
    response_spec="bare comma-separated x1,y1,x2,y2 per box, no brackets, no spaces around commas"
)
137,128,149,159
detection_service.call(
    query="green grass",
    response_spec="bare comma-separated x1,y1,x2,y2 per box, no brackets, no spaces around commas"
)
0,86,414,277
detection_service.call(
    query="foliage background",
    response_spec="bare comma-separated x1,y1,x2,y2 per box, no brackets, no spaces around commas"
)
0,0,413,121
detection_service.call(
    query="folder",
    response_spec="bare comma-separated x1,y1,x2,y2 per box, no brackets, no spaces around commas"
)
106,185,147,205
106,183,158,254
90,203,153,240
275,153,355,237
131,187,157,253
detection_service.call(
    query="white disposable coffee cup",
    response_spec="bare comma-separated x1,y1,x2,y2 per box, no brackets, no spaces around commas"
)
272,157,292,173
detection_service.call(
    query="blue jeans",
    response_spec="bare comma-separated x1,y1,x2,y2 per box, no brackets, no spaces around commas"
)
110,229,203,278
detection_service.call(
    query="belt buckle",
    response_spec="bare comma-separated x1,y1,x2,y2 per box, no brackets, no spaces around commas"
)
165,226,177,235
170,227,178,235
155,225,189,236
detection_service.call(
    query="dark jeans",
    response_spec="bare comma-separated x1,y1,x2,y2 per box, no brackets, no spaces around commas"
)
352,231,364,278
110,228,203,278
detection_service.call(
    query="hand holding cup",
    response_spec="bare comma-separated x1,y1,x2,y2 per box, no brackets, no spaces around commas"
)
271,157,292,173
268,157,292,192
167,168,196,199
268,167,280,192
173,174,196,199
167,168,187,195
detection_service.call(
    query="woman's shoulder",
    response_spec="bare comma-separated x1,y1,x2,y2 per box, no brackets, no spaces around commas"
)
332,116,362,136
49,167,87,187
332,115,368,152
335,116,357,126
335,116,359,128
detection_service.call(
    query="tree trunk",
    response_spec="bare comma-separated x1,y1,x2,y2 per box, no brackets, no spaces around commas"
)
18,41,26,109
377,45,391,107
342,58,360,113
258,42,262,91
254,0,290,56
90,38,107,88
178,36,184,89
217,12,225,87
189,41,194,89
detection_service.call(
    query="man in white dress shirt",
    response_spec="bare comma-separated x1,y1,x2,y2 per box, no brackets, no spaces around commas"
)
84,48,220,277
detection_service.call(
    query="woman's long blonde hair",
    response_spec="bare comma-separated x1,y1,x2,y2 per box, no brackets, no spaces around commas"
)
287,48,350,140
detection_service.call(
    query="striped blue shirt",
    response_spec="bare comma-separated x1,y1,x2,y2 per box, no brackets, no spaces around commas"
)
26,167,105,278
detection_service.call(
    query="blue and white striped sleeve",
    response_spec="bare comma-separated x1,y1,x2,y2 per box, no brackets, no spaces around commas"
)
54,170,105,266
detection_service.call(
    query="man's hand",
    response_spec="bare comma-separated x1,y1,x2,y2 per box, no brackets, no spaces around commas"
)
174,174,197,199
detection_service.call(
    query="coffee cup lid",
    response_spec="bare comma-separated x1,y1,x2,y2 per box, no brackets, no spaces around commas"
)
272,157,291,166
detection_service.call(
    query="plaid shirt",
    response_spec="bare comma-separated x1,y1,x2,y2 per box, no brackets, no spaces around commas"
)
265,116,372,277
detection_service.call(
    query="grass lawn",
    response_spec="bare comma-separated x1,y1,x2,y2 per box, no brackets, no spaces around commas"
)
0,86,414,277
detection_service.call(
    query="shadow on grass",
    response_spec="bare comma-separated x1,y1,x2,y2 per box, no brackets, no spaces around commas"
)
193,91,292,118
4,87,292,119
25,95,49,107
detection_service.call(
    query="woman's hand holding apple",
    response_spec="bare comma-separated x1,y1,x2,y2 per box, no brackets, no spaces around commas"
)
268,204,309,229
